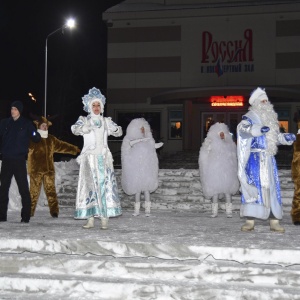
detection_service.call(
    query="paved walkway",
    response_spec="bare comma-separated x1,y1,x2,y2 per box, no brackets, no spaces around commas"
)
1,207,299,253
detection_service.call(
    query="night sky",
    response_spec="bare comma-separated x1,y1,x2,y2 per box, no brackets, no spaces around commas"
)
0,0,123,142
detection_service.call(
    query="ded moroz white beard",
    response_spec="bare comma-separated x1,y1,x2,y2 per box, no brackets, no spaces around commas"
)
250,101,279,156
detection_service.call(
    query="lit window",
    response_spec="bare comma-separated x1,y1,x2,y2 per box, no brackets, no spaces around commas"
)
279,121,288,133
169,111,182,139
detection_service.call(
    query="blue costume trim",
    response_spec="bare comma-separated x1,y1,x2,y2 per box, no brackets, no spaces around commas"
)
251,135,267,150
284,133,296,142
241,135,281,207
242,115,253,124
98,155,107,217
272,156,282,205
74,207,122,219
242,152,262,205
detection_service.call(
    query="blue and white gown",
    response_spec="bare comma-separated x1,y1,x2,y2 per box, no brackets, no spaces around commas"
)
71,115,122,219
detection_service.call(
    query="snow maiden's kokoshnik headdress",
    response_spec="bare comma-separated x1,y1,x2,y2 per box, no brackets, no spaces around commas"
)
82,87,106,113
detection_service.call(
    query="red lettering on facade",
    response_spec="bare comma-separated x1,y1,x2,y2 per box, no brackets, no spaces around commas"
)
201,29,253,63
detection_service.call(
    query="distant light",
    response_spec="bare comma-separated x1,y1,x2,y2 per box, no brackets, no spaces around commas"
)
66,18,75,29
28,92,36,102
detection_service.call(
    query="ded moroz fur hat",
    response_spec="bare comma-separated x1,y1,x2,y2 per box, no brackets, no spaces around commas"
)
249,87,268,105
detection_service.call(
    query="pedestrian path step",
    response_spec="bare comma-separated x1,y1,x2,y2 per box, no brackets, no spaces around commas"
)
56,164,295,214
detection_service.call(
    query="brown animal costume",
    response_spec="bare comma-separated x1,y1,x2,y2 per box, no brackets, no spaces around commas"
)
291,121,300,225
28,116,80,217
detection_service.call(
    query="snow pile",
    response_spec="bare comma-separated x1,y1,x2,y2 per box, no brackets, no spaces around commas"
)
0,159,79,211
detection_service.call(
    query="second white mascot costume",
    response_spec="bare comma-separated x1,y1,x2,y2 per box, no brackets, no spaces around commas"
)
121,118,163,216
199,122,239,217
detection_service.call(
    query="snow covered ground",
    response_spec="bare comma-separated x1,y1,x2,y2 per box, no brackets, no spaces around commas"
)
1,160,300,299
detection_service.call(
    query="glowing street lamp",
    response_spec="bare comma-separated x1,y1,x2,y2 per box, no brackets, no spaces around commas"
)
28,92,36,102
44,18,76,117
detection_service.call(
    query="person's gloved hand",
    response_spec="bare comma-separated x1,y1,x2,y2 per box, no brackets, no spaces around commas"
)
155,142,164,149
261,126,270,134
82,124,92,134
108,120,119,132
129,137,150,147
284,133,296,142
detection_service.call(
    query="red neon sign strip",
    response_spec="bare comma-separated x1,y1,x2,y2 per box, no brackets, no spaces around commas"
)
210,95,244,107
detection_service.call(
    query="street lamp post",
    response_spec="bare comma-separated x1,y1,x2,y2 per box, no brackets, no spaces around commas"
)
44,18,75,117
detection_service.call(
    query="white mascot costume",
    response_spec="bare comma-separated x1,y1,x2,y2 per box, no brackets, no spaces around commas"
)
199,122,239,217
121,118,163,216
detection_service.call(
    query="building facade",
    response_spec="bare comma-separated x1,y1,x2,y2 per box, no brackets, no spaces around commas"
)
103,0,300,154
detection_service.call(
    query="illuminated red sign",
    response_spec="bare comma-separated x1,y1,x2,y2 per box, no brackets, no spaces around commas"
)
210,96,244,107
202,29,253,63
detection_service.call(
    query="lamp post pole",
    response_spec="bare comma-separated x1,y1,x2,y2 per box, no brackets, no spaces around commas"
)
44,19,75,117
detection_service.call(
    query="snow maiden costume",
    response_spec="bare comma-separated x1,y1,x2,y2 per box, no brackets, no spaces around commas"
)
199,122,239,218
237,87,295,232
121,118,163,216
71,87,122,229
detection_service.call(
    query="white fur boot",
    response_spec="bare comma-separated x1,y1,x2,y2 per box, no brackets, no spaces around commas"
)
144,191,151,217
225,194,232,218
101,217,109,230
270,219,285,233
82,216,94,229
225,203,233,218
145,202,151,217
133,202,140,216
241,220,255,232
133,192,141,216
211,203,218,218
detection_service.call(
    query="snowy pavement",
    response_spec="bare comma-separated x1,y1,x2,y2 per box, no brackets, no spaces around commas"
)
1,207,300,263
1,207,300,299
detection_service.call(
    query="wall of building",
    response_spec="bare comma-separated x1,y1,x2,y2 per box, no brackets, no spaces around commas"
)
103,0,300,153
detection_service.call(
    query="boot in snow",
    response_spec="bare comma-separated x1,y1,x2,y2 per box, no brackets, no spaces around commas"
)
101,217,109,230
133,192,141,216
241,220,255,232
225,194,232,218
133,202,140,216
211,203,218,218
225,203,233,218
144,191,151,217
83,216,94,229
270,219,285,233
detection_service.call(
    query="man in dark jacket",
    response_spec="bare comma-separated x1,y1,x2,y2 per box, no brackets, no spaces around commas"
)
0,101,41,223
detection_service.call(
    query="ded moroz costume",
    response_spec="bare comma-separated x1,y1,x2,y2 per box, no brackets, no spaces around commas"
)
237,87,296,232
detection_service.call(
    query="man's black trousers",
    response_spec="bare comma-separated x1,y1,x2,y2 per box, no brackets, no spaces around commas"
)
0,158,31,222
